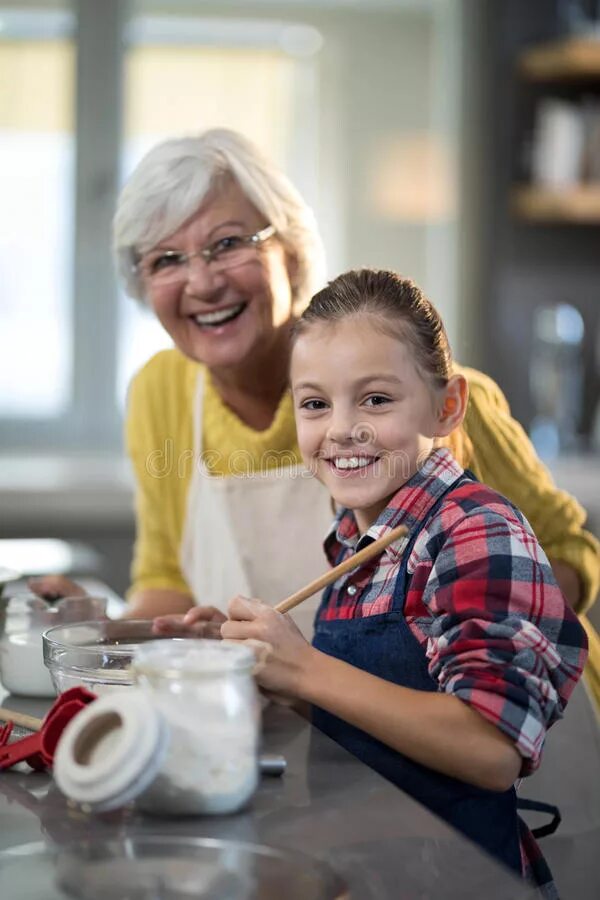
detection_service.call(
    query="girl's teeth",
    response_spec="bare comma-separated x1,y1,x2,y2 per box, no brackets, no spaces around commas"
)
194,303,245,326
334,457,372,470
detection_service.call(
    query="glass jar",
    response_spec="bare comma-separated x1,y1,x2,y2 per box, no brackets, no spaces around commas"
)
53,639,261,816
134,639,260,815
0,594,107,697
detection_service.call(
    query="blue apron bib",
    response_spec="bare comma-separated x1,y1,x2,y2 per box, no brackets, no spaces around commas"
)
312,470,523,876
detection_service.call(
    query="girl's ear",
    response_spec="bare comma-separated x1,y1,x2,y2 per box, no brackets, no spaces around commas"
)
435,374,468,437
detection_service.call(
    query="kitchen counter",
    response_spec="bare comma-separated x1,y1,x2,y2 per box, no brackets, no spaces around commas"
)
0,690,532,899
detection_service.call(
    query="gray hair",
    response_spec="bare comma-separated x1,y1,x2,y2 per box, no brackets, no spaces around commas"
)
113,128,325,313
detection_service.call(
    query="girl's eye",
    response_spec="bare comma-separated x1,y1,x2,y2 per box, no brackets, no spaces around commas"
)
299,399,328,411
363,394,391,407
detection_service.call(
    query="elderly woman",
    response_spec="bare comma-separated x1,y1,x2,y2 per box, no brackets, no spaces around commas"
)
33,128,600,699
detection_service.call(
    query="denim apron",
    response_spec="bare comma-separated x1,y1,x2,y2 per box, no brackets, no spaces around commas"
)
312,470,523,876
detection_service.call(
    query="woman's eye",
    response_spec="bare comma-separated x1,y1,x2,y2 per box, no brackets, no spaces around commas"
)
363,395,391,407
212,235,243,256
149,252,184,273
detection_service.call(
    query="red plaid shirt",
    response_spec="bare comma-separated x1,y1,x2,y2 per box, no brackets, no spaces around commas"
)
323,448,587,769
322,449,587,895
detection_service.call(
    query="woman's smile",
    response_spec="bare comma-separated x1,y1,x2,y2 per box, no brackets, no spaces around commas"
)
188,300,248,330
147,179,294,372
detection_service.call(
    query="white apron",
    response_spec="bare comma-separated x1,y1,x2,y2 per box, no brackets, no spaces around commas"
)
180,371,335,638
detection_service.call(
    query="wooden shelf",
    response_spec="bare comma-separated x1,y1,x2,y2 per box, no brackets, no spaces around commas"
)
519,37,600,81
512,185,600,223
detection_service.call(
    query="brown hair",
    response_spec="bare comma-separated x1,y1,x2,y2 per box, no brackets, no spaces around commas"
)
293,268,452,390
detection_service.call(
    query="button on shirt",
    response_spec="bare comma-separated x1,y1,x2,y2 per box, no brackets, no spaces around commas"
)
321,448,588,775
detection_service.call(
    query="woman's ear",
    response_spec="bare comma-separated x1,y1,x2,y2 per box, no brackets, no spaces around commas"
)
286,250,300,289
436,374,468,437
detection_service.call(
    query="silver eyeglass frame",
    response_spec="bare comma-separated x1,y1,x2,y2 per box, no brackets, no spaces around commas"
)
133,224,276,277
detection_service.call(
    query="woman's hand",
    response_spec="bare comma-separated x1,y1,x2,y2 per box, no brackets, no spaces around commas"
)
152,605,226,638
27,575,87,601
221,595,314,698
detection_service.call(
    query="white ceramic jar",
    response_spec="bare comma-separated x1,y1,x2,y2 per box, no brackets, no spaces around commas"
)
0,594,107,697
0,596,59,697
54,639,261,815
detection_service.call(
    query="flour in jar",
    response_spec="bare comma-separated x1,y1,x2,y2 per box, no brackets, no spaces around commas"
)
134,640,260,815
139,709,258,815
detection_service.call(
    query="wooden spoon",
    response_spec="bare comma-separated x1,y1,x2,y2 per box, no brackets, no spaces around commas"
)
274,523,408,614
0,708,42,731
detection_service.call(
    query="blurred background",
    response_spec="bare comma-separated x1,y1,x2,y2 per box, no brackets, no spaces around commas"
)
0,0,599,610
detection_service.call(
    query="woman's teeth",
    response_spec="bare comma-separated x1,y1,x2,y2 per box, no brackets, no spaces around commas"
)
194,303,246,327
332,456,374,470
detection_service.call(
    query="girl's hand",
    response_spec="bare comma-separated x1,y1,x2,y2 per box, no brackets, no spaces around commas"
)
221,595,314,698
152,605,226,638
28,575,87,601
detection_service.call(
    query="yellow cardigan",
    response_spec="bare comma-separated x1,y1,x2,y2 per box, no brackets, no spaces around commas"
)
126,349,600,704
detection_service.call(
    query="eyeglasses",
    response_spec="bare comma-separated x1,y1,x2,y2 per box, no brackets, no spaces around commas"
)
137,224,276,285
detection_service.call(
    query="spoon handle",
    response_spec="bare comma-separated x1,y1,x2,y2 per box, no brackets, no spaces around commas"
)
0,707,42,732
275,523,408,614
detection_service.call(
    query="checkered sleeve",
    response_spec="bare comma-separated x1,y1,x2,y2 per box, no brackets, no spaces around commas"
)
417,502,589,773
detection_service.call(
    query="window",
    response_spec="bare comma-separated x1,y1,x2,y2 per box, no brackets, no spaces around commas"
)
0,7,75,418
0,2,463,456
0,5,320,447
118,19,301,404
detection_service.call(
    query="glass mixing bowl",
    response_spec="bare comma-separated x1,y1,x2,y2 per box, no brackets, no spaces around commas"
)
42,620,190,695
0,836,349,899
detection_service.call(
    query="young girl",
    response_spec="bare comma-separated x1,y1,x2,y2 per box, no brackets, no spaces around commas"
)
202,270,587,895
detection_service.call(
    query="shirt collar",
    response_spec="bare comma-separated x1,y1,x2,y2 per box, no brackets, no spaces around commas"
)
324,448,464,564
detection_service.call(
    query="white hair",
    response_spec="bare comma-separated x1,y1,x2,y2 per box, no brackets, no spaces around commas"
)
113,128,325,313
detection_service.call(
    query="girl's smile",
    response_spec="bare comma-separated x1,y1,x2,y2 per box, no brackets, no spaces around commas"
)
291,315,444,532
325,453,379,474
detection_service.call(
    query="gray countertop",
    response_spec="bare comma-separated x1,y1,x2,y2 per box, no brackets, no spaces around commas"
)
0,691,532,899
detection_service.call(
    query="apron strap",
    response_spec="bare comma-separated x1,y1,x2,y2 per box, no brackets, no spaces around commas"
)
192,368,204,453
517,797,562,839
392,468,479,612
